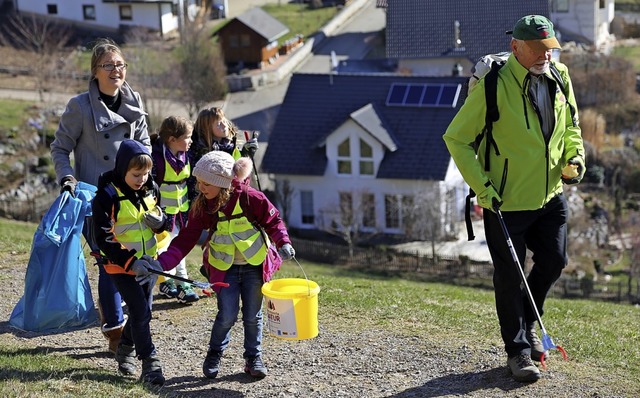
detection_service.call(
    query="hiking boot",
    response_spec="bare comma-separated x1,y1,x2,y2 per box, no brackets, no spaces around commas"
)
115,344,137,376
176,284,199,304
203,349,223,379
507,354,541,383
158,280,178,298
527,327,546,362
140,355,165,386
244,355,267,379
101,315,127,355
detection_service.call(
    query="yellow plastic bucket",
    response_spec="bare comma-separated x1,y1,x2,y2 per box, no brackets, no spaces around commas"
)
262,278,320,340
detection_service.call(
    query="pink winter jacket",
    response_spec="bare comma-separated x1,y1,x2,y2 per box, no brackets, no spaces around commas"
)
157,179,291,286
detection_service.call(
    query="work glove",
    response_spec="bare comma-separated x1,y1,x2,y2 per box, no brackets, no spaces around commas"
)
143,206,166,230
243,138,259,156
561,156,585,185
60,176,77,198
141,254,163,274
130,258,157,285
476,184,502,212
278,243,295,261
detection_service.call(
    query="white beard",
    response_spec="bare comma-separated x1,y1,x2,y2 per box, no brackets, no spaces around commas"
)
529,62,550,76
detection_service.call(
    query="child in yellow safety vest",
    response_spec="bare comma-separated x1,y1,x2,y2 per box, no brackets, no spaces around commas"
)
92,139,167,386
154,151,295,380
151,116,199,304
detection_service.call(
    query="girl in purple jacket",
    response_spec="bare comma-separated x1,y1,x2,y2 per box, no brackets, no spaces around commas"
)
156,151,295,380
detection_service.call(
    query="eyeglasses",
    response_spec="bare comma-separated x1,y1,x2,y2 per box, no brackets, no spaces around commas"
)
99,63,128,72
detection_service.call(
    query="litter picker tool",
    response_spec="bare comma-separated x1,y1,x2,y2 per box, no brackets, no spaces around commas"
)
492,202,568,369
144,266,229,290
244,130,262,191
90,252,229,291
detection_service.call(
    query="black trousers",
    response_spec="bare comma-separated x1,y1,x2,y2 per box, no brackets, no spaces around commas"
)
483,193,568,357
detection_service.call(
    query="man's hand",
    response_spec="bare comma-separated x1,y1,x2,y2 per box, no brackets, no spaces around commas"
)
278,243,295,261
60,176,77,197
561,156,585,185
477,185,502,212
143,207,166,230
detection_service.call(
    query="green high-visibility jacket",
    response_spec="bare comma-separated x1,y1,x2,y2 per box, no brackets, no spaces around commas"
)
208,198,267,271
102,184,158,274
443,54,584,212
159,157,190,215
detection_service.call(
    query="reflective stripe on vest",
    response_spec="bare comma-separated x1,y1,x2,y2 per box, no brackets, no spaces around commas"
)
159,156,190,215
102,184,158,275
208,198,267,271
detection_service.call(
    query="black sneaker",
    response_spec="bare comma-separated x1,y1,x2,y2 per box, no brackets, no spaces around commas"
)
176,284,200,304
159,280,178,298
203,349,223,379
526,327,545,362
244,355,267,379
507,354,541,382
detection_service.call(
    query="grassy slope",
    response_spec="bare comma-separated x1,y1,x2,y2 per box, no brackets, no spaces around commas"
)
0,218,638,396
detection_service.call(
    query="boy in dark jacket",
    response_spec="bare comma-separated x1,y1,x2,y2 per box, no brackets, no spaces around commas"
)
92,139,167,386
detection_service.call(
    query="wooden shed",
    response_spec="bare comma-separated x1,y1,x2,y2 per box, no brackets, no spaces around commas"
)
216,7,289,69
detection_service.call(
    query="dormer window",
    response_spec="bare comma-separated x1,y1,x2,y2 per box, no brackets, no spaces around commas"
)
359,139,374,176
337,138,351,175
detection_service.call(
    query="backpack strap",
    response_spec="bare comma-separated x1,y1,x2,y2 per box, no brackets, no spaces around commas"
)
549,63,578,127
479,61,504,172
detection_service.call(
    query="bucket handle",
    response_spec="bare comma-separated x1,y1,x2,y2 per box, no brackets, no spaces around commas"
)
292,257,312,297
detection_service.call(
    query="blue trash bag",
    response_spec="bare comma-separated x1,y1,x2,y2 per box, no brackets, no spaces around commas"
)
9,182,98,332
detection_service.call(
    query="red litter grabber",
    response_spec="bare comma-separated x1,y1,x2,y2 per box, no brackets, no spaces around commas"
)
493,202,568,369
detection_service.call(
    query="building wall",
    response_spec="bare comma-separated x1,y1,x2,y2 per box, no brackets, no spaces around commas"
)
218,22,269,65
14,0,177,34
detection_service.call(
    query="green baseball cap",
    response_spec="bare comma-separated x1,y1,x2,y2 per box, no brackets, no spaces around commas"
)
506,15,561,51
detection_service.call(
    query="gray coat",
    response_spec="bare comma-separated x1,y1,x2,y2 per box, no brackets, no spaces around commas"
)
50,79,151,187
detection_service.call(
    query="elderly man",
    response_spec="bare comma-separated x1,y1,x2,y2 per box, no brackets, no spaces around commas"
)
443,15,585,382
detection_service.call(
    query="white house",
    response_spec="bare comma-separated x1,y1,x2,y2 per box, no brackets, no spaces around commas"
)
384,0,614,77
551,0,616,53
11,0,199,36
261,73,468,239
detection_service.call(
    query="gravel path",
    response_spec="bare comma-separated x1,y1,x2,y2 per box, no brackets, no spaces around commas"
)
1,259,634,398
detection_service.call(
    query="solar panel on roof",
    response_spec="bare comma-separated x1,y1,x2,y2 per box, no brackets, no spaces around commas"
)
386,83,461,108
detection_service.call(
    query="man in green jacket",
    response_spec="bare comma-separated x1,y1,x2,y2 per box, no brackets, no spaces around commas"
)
443,15,585,383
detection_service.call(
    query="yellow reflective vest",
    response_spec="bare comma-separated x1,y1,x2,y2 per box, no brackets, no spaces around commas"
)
208,197,267,271
159,156,190,215
103,184,158,275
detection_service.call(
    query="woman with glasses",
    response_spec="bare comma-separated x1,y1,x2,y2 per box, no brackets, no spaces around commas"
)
50,37,150,358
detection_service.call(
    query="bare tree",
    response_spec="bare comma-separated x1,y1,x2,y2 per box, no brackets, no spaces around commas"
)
317,189,378,258
275,179,295,225
124,29,182,131
0,13,73,102
402,187,444,260
174,25,227,118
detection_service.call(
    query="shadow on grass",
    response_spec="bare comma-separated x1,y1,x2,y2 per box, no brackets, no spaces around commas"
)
388,367,530,397
0,346,122,383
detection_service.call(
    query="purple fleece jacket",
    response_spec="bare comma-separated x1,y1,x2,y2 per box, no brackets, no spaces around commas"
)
157,180,291,275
